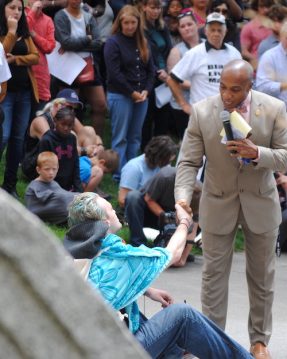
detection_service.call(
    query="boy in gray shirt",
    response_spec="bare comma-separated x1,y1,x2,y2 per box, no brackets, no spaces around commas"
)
25,151,78,224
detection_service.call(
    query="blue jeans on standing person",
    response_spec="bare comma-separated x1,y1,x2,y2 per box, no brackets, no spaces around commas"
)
0,106,4,150
0,90,31,193
135,303,253,359
107,92,148,182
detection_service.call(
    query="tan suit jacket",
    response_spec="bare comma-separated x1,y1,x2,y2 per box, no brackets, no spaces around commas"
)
175,90,287,235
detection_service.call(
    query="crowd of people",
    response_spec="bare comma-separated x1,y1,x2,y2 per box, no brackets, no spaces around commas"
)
1,0,287,358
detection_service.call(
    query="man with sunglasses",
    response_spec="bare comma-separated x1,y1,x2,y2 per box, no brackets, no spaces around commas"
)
207,0,241,50
167,12,241,115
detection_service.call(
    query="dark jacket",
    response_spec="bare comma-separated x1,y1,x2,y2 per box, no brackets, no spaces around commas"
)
144,21,172,71
104,33,155,96
39,130,83,192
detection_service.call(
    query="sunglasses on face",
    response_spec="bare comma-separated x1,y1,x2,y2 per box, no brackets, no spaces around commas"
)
213,8,228,15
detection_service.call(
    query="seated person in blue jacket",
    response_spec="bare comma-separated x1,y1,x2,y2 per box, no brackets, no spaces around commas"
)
63,192,253,359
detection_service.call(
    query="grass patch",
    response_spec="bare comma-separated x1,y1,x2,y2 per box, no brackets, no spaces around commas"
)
235,228,245,251
47,224,67,241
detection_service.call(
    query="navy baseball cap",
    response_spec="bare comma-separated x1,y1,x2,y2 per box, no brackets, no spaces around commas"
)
56,89,83,109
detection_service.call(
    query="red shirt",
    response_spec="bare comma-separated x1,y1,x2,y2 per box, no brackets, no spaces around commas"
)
25,7,55,101
240,18,272,58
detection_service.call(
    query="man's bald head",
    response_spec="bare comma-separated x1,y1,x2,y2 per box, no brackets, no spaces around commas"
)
220,60,253,111
222,60,254,84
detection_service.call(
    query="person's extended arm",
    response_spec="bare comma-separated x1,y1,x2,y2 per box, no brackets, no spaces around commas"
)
42,0,67,9
225,0,243,20
240,25,257,70
166,204,192,266
118,187,130,208
166,75,191,115
27,8,56,54
144,193,164,217
175,106,204,206
167,48,191,91
30,116,51,139
172,222,198,267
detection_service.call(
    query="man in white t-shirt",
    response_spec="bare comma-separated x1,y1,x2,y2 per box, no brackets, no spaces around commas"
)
167,12,242,115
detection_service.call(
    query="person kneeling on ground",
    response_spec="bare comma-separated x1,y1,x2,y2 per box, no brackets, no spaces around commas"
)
125,164,202,257
118,135,178,210
63,192,253,359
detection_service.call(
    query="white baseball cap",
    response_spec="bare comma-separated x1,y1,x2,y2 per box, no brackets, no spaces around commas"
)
206,12,226,25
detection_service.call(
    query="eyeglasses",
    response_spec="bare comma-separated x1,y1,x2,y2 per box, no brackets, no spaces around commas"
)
177,11,193,19
213,8,228,16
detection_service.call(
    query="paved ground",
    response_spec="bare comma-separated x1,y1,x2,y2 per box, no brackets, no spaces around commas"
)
138,252,287,358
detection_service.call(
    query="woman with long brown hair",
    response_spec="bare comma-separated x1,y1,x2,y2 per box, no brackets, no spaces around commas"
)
104,5,155,182
140,0,172,149
0,0,39,198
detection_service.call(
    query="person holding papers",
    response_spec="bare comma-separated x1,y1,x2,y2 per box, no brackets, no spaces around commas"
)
175,59,287,359
54,0,106,137
0,0,39,199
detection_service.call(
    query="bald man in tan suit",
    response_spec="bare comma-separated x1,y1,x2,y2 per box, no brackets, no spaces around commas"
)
175,60,287,359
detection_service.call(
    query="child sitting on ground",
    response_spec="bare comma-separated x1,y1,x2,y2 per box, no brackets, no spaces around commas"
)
25,152,79,224
80,149,119,192
38,107,83,192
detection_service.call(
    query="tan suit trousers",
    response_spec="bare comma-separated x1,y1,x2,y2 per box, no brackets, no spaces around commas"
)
201,207,278,345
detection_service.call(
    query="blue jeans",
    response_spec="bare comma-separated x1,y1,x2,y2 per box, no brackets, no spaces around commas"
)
125,190,158,246
0,105,4,149
135,303,253,359
107,92,148,180
1,90,31,190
